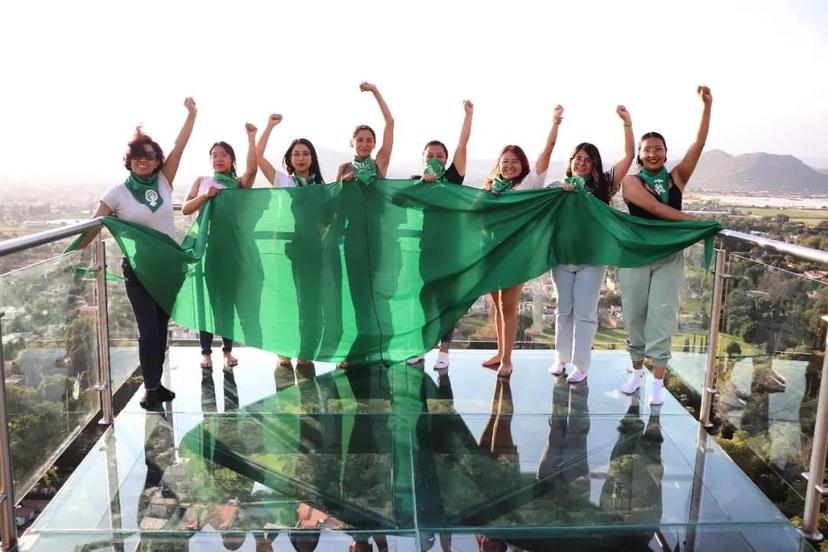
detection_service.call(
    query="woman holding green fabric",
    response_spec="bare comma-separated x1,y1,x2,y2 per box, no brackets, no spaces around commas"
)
182,123,259,370
619,86,712,406
407,99,474,374
548,106,635,385
90,98,197,409
256,113,339,368
481,105,564,378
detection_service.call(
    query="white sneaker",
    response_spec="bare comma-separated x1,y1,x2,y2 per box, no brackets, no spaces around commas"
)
549,361,568,376
650,379,665,406
406,355,425,365
432,352,449,373
566,368,588,384
620,369,643,394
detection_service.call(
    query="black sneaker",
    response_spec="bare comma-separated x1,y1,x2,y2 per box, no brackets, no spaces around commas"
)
139,388,165,409
156,384,176,401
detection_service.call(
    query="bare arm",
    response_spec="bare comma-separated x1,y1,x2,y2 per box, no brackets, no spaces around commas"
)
611,105,635,190
336,162,355,182
535,105,564,176
622,175,694,220
74,202,115,249
238,123,258,188
451,100,474,177
161,97,197,186
182,177,205,215
672,85,713,188
361,82,394,175
256,114,281,185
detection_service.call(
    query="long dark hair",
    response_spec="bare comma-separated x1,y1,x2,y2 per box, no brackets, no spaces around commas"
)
566,142,611,203
283,138,325,184
483,145,531,190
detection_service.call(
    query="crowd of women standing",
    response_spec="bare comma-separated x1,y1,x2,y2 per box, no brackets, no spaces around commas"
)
84,83,713,409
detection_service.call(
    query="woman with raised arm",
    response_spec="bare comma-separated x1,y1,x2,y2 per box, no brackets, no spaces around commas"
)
618,86,712,406
182,123,258,370
548,106,635,385
406,100,474,373
256,113,331,368
89,98,197,409
335,82,394,182
480,105,563,379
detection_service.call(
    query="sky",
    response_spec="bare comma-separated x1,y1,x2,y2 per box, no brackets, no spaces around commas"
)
1,0,827,189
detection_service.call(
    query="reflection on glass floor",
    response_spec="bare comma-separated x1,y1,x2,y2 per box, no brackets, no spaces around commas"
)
19,349,813,551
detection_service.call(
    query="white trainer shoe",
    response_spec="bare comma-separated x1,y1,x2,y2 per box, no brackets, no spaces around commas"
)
566,368,588,384
549,361,568,376
620,369,643,394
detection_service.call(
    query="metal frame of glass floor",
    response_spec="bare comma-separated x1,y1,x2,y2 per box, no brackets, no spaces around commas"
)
18,348,814,551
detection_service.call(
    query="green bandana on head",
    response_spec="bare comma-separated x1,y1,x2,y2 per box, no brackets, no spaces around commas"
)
213,171,239,190
291,174,316,187
423,159,446,181
124,173,163,212
491,176,514,195
638,167,670,204
352,157,378,183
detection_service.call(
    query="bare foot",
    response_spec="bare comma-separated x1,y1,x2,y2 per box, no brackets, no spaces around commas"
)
224,352,238,367
200,354,212,369
497,362,513,378
278,356,293,367
481,354,502,368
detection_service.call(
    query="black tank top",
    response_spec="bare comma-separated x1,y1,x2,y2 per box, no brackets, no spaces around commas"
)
626,175,682,220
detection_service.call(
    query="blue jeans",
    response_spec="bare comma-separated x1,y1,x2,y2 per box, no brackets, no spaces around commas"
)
551,264,606,372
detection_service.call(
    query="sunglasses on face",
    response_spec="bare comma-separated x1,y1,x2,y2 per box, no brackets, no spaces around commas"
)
132,150,159,161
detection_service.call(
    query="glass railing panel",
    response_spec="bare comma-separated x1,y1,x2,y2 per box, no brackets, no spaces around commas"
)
713,250,827,522
0,248,102,498
103,236,139,391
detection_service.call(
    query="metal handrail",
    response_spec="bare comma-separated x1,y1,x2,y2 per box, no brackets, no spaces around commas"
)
0,219,102,258
719,229,828,265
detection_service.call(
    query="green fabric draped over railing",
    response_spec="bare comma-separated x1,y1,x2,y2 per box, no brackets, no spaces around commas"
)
71,179,721,364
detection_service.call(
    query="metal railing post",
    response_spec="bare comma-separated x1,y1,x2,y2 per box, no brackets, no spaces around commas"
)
800,314,828,542
94,235,114,425
0,313,19,550
700,248,727,427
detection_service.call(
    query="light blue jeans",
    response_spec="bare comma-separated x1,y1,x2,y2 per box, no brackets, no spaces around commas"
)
552,264,606,372
618,252,684,367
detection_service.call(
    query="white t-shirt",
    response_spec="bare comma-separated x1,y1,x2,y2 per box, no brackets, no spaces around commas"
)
519,168,548,190
100,173,176,240
273,170,296,188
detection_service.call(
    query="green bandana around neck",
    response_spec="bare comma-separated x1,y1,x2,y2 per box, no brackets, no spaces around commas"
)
352,157,378,183
564,175,587,189
423,159,446,181
638,167,670,204
291,173,316,187
124,173,163,212
213,171,239,190
491,176,514,195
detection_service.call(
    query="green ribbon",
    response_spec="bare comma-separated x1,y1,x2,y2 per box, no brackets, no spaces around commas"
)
124,173,163,212
212,171,239,190
491,176,513,195
638,167,671,204
352,157,377,183
423,159,446,181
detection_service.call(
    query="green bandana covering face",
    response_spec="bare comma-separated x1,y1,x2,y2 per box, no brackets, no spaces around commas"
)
638,167,670,204
124,172,163,212
423,159,446,181
490,176,514,195
352,157,377,183
212,171,239,190
291,174,316,187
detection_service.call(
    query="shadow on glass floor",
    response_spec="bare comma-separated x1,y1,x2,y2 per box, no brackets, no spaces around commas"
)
19,349,813,551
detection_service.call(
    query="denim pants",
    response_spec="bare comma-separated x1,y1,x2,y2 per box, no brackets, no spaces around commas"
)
122,259,169,390
618,252,684,367
551,264,606,372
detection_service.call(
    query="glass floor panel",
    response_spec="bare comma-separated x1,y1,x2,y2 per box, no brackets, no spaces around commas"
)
20,348,813,551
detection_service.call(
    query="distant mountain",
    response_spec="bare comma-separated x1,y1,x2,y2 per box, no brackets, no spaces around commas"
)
690,150,828,193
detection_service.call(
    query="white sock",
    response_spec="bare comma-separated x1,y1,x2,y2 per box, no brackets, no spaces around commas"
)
437,351,449,363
